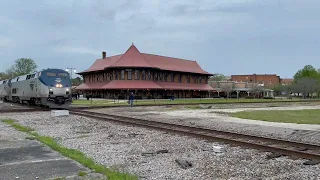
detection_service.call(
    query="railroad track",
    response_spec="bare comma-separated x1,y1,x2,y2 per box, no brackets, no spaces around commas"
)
70,109,320,164
70,99,320,109
0,107,50,113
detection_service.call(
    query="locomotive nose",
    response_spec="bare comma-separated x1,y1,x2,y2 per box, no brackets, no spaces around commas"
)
50,87,69,95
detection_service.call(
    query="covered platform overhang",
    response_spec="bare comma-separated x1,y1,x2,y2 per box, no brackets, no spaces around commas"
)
76,81,214,91
75,82,108,90
76,80,162,90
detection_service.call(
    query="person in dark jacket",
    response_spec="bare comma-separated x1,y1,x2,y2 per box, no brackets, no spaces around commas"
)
128,92,134,107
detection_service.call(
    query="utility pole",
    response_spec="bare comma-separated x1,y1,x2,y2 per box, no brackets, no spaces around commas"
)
65,67,76,85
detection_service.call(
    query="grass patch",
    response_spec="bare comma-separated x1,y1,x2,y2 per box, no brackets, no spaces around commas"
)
230,109,320,124
2,119,34,133
1,119,138,180
78,171,87,176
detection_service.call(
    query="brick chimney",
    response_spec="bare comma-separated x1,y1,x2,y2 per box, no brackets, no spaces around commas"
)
102,51,106,59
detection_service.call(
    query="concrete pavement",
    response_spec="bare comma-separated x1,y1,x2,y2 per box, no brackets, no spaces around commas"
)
0,122,88,180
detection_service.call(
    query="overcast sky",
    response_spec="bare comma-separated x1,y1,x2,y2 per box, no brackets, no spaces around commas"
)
1,0,319,78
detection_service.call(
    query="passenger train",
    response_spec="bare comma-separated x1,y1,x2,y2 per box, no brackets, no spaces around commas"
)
0,68,72,109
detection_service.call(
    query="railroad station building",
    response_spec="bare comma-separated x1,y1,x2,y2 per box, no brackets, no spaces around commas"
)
76,44,214,99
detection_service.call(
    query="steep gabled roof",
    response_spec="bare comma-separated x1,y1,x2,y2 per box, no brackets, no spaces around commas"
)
81,54,122,73
142,53,210,74
110,45,154,68
79,44,212,75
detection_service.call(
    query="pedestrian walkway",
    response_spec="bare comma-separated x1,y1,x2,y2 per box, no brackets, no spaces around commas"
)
0,122,86,180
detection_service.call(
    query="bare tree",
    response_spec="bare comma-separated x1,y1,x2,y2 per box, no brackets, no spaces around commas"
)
296,77,318,98
250,84,264,98
220,82,234,99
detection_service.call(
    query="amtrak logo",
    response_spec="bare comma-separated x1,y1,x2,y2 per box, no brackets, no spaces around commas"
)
30,84,34,91
55,78,62,83
29,80,35,91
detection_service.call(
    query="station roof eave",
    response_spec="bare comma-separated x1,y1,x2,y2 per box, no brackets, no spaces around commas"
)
76,81,215,91
75,82,109,90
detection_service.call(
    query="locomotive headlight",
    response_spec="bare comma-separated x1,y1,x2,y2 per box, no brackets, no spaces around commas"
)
66,88,69,92
49,88,53,95
55,84,63,88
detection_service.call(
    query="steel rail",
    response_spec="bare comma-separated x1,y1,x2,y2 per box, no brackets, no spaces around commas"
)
70,110,320,162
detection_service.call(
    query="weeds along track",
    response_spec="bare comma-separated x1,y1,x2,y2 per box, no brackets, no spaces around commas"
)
71,109,320,163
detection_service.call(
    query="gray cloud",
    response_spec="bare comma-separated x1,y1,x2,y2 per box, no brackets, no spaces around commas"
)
0,0,319,78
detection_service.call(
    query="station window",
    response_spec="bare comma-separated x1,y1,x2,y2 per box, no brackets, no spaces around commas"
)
147,71,151,80
187,75,190,83
141,70,146,80
163,73,167,82
159,73,162,81
194,76,197,83
121,70,125,80
128,70,132,80
178,74,182,83
170,73,174,82
135,70,139,80
154,73,158,81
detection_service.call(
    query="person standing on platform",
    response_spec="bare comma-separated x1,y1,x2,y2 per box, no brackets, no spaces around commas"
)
129,92,134,107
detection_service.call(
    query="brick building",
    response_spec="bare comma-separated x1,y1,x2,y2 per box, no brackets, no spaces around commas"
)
76,44,213,99
231,74,282,88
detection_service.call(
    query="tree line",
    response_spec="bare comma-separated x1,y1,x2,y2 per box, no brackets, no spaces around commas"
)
0,58,82,86
0,58,37,79
274,65,320,98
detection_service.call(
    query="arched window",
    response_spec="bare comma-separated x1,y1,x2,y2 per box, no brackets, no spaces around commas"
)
154,73,158,81
178,74,182,83
135,70,140,80
170,73,174,82
142,70,146,80
121,70,125,80
115,71,118,80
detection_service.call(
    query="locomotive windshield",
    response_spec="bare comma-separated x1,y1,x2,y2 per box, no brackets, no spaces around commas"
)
46,72,56,77
39,69,71,87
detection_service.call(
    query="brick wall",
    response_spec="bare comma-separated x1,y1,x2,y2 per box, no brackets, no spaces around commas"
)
231,74,281,88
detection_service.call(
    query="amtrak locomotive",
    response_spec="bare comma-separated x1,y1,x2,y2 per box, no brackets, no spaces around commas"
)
0,68,72,109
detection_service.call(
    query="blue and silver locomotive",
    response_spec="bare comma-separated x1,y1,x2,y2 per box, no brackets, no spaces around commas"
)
0,68,72,109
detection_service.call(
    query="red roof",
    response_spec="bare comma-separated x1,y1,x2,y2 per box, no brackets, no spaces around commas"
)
111,45,153,68
80,44,211,75
76,80,214,91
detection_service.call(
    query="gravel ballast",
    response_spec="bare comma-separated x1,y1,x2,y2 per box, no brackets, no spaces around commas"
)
88,105,320,146
1,111,320,179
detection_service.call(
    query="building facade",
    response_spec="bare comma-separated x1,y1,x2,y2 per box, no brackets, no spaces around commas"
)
76,44,213,99
231,74,282,88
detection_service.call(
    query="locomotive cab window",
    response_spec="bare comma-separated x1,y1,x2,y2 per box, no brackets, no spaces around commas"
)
58,73,68,77
12,88,17,94
46,72,56,77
